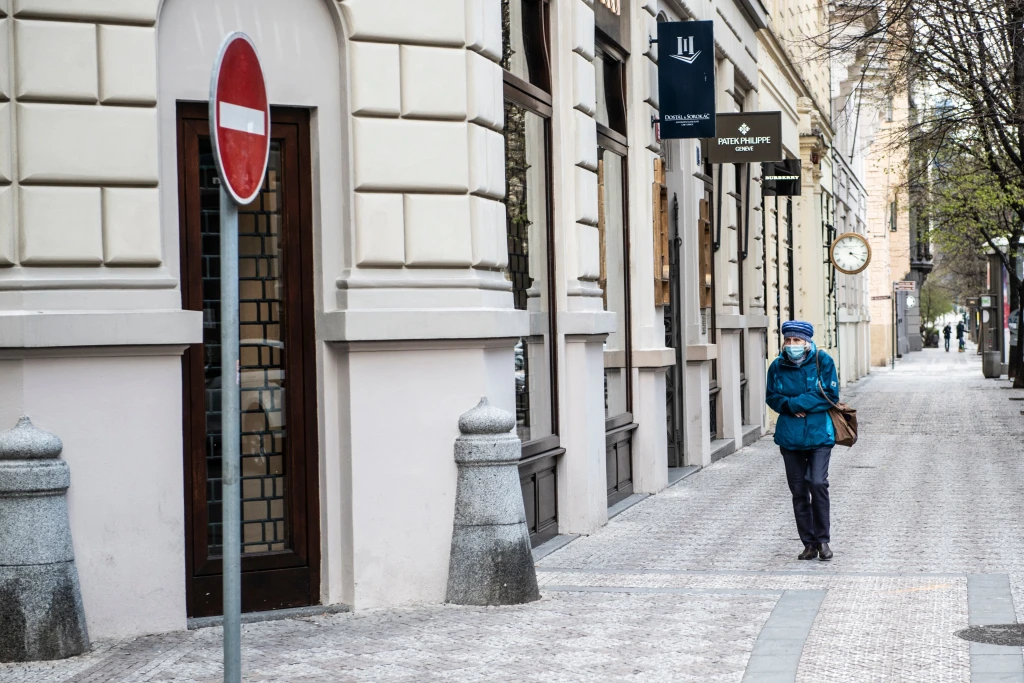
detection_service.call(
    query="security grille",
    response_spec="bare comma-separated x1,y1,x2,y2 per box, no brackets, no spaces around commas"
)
199,137,290,557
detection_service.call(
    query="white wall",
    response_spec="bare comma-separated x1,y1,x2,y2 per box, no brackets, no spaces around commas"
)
0,353,187,639
332,340,515,608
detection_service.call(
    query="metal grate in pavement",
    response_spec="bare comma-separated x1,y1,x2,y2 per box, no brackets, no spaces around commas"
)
957,624,1024,646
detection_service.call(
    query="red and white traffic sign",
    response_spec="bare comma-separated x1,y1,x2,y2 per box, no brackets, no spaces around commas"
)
209,33,270,205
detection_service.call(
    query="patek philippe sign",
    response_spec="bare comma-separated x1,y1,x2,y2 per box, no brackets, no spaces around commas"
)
656,20,715,139
709,112,784,164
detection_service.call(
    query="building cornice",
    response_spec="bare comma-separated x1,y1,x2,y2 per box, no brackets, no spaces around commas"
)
733,0,768,31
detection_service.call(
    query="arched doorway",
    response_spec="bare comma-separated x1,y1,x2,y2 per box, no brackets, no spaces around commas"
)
158,0,344,617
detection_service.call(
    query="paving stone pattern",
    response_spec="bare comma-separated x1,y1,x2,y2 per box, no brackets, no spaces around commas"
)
1,348,1022,682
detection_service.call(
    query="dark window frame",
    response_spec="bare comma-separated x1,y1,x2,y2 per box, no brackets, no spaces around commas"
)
596,33,632,429
598,133,633,427
503,0,559,547
595,43,628,137
504,81,560,461
502,0,552,93
177,102,320,618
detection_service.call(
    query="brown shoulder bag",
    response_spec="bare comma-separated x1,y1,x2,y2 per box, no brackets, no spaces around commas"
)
815,351,858,447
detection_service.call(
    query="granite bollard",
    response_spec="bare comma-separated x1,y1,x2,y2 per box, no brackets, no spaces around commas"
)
0,417,89,662
445,398,540,606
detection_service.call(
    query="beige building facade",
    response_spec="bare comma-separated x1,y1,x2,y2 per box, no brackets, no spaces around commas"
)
656,0,770,467
757,0,873,395
0,0,697,639
865,94,912,366
0,0,890,642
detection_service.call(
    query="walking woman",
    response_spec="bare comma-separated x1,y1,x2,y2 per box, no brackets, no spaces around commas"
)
766,321,839,562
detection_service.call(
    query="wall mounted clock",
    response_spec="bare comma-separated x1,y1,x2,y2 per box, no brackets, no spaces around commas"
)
829,232,872,275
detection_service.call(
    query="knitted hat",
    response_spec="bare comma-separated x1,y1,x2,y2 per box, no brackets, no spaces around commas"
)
781,320,814,343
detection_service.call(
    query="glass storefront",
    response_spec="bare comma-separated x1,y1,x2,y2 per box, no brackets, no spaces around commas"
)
504,102,555,444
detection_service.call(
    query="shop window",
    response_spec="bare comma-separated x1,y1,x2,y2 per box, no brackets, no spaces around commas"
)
596,34,635,507
599,145,629,419
502,0,550,93
504,100,555,446
701,179,719,440
735,162,747,314
595,48,628,137
503,0,559,546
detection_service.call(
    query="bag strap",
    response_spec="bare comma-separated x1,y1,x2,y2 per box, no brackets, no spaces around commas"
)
815,350,843,411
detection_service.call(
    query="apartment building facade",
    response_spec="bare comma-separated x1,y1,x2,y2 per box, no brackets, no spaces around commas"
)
0,0,879,642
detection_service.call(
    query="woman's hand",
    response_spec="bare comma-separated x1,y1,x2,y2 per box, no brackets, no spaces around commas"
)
794,412,807,418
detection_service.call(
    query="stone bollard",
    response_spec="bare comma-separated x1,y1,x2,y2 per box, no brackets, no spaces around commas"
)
446,398,540,606
0,417,89,662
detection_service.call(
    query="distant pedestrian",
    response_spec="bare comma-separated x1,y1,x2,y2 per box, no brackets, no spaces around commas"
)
956,320,966,352
766,320,839,562
943,323,952,352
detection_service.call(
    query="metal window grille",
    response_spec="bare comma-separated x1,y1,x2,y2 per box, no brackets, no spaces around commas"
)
199,137,290,557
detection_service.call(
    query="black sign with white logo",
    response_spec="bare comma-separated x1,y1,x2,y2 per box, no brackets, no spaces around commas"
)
709,112,783,164
656,20,715,139
762,158,802,197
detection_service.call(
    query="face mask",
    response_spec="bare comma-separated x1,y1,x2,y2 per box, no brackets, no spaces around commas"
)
784,344,807,361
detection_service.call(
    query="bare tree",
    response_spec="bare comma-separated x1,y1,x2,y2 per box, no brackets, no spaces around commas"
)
821,0,1024,383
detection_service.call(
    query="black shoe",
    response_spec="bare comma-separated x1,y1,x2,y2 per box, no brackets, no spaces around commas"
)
798,544,818,560
818,543,833,561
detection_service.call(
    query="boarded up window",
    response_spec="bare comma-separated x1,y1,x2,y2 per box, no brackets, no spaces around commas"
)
699,197,713,309
653,157,670,306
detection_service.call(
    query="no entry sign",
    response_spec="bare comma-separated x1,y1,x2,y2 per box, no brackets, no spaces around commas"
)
209,30,270,683
209,33,270,205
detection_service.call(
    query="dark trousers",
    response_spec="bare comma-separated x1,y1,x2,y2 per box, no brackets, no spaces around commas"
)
780,446,832,546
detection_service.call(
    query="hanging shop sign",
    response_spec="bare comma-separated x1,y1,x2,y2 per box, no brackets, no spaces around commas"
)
656,20,715,139
761,158,802,197
709,112,783,163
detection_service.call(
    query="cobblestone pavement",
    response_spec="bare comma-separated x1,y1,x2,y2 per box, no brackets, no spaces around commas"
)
2,348,1023,682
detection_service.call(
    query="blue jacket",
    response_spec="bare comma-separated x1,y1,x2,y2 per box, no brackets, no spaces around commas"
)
766,345,839,450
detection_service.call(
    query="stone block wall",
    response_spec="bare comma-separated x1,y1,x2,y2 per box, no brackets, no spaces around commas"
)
0,2,161,271
340,0,508,280
572,0,601,297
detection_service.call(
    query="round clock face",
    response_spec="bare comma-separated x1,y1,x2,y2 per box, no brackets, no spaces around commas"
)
906,295,917,308
830,233,872,275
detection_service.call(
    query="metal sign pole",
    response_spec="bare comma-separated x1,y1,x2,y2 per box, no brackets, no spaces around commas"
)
891,283,896,370
209,34,269,682
220,187,241,683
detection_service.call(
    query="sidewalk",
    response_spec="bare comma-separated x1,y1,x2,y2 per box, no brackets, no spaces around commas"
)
3,348,1023,682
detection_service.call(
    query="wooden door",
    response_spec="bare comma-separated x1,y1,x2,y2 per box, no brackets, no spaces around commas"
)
178,103,319,618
